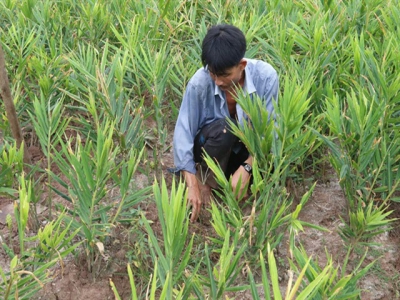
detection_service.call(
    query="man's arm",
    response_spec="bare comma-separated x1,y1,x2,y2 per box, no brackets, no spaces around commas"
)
230,62,278,199
173,78,205,222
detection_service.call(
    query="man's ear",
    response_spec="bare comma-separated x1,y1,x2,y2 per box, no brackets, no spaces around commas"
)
239,59,247,70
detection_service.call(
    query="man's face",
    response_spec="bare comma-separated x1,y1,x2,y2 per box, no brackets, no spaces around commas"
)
209,59,247,91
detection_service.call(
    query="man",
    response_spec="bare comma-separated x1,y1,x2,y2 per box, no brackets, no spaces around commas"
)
172,24,279,223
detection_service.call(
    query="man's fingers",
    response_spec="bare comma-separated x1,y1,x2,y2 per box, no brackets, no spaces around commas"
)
190,202,200,223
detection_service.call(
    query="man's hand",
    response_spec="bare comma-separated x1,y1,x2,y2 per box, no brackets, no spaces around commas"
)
183,171,202,223
231,167,251,198
231,156,253,199
187,185,202,222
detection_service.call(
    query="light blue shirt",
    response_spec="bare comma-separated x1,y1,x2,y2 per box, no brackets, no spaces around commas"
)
173,58,279,174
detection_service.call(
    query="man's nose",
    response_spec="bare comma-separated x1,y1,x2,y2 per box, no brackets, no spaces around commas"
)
214,77,223,86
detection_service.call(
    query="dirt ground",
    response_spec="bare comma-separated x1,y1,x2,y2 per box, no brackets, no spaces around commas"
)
1,144,400,300
295,178,400,300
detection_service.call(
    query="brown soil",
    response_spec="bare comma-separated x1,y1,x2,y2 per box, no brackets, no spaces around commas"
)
1,143,400,300
295,179,400,300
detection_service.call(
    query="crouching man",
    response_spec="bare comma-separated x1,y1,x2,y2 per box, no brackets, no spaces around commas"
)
172,24,279,222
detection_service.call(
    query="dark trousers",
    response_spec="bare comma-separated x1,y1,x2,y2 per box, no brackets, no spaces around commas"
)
193,118,249,186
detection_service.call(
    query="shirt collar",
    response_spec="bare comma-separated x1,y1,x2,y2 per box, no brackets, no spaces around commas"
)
243,62,256,94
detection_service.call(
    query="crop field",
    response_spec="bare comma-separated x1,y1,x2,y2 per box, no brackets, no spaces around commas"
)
1,0,400,299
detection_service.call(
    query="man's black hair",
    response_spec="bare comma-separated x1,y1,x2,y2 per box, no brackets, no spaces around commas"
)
201,24,246,76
